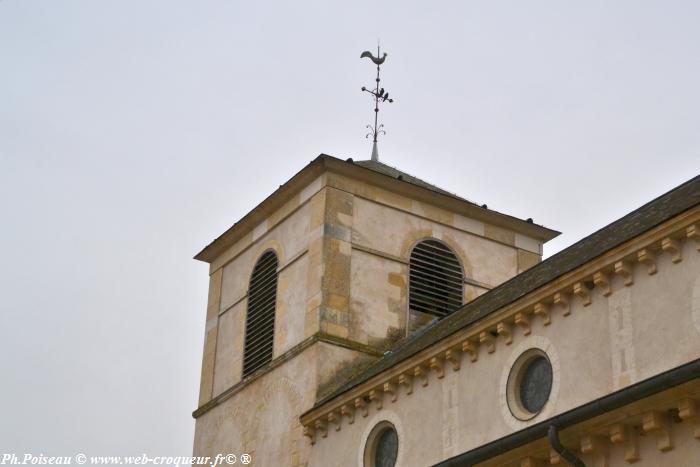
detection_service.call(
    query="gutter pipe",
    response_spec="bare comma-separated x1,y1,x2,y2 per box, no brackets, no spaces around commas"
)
433,357,700,467
548,425,585,467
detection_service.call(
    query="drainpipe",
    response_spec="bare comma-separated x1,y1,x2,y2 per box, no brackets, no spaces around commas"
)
433,358,700,467
547,425,585,467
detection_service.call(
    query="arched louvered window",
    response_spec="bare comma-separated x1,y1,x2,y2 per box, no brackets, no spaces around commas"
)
243,251,278,377
409,239,464,319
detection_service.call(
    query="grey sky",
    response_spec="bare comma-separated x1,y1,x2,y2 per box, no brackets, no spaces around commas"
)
1,0,699,457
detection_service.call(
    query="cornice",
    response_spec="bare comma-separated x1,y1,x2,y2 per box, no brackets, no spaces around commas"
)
299,212,700,444
322,156,559,242
461,378,700,466
192,332,384,419
195,154,559,264
194,157,326,263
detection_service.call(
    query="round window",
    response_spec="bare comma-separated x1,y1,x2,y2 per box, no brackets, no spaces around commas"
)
507,349,553,420
364,422,398,467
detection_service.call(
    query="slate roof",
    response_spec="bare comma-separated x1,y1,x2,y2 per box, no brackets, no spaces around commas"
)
353,160,473,202
310,174,700,411
349,158,559,240
196,154,558,262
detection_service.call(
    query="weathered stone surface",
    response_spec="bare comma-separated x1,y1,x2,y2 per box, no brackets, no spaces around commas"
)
193,157,562,466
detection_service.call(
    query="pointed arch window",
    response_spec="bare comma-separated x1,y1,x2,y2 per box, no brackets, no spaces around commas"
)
409,239,464,319
243,250,278,377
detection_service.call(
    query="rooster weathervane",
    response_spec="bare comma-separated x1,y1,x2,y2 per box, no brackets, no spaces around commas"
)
361,43,394,162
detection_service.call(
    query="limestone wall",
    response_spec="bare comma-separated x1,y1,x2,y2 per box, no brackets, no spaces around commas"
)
194,341,369,466
319,173,543,350
194,165,547,466
306,234,700,466
198,169,541,407
199,186,322,401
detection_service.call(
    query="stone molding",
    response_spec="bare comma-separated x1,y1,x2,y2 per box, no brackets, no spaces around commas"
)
300,210,700,443
548,391,698,465
355,410,406,467
498,337,561,431
351,242,495,290
193,333,383,418
198,155,555,268
218,248,309,317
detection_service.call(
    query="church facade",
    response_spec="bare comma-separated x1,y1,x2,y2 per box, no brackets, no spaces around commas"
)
192,155,700,466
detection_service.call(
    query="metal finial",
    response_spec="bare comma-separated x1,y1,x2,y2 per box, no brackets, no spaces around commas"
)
360,43,394,161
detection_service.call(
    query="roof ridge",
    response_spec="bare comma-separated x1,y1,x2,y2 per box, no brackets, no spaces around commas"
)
352,159,477,204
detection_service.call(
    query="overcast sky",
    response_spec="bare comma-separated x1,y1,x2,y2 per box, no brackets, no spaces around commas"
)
1,0,699,458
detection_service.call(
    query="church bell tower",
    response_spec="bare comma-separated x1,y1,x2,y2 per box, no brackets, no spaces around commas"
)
191,154,558,465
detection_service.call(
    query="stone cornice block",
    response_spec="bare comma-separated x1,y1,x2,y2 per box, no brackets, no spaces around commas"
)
637,248,657,275
398,373,413,395
533,302,551,326
294,219,700,430
661,237,682,263
497,322,512,345
549,448,562,465
553,292,571,315
354,397,368,418
479,331,495,354
614,260,634,286
429,357,445,379
609,423,639,463
642,410,672,452
383,382,397,402
461,340,479,362
445,348,461,371
580,435,606,454
593,271,611,297
369,388,383,411
687,224,700,250
414,365,429,387
304,425,316,445
341,404,355,424
573,282,591,306
514,312,531,335
678,398,700,439
327,411,340,431
314,418,327,439
678,398,697,420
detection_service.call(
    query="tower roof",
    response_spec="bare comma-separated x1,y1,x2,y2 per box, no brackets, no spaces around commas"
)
194,154,560,263
352,159,471,201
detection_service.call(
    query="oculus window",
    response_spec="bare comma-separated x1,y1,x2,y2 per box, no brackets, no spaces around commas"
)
507,349,553,420
364,422,398,467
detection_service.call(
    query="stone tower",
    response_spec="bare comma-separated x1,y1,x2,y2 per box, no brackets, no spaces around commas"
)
192,155,558,465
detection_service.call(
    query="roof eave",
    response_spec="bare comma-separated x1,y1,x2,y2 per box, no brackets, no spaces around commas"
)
194,154,560,263
193,155,328,263
304,174,700,413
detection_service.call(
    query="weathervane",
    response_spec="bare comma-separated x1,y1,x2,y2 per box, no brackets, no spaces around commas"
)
361,43,394,162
